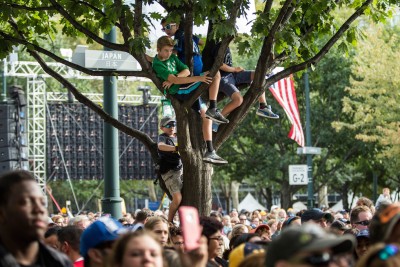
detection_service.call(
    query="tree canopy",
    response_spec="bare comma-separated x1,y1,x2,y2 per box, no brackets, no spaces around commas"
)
1,0,398,212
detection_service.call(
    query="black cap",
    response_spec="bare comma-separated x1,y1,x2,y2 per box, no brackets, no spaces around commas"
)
301,208,333,223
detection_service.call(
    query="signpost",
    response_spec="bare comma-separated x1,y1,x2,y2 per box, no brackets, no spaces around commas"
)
289,165,308,185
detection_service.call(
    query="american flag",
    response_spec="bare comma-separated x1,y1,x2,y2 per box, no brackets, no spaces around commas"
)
269,73,305,147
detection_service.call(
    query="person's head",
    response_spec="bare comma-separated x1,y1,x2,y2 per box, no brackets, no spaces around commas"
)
222,215,231,226
330,220,351,235
265,224,356,267
277,209,287,222
231,224,249,239
134,210,149,224
156,36,175,61
239,214,248,225
159,116,176,136
0,170,48,243
160,18,179,37
301,208,334,228
281,216,302,230
355,229,370,259
80,217,126,267
70,214,91,229
110,231,163,267
44,226,62,250
350,205,372,230
254,224,271,241
52,214,66,227
144,216,169,246
229,242,266,267
267,219,278,233
231,216,240,226
169,225,184,251
58,225,84,260
369,203,400,244
251,217,260,228
200,216,224,259
356,197,375,214
355,243,400,267
383,188,390,196
210,211,223,222
230,209,239,218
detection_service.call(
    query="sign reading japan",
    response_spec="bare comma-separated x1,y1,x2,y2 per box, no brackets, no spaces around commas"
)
288,164,308,185
85,50,141,71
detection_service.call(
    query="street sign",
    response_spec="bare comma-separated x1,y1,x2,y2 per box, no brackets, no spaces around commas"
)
85,50,140,70
297,146,321,155
289,164,308,185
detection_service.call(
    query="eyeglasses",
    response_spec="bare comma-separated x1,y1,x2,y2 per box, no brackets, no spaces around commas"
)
291,252,332,266
161,23,176,32
163,123,176,128
354,220,370,226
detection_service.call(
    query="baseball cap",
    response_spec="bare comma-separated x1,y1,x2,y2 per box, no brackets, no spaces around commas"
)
356,229,370,239
331,220,351,231
260,211,267,216
80,217,126,257
301,208,333,223
160,116,175,127
265,224,355,267
229,242,265,267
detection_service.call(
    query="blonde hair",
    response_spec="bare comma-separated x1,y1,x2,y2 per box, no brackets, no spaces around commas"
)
157,36,174,50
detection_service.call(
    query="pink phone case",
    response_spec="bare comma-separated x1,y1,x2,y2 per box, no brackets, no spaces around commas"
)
178,206,201,251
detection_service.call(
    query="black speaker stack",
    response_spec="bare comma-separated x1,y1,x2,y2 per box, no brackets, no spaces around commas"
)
46,103,158,180
0,86,29,174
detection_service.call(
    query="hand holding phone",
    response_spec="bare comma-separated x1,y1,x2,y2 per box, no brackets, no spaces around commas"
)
178,206,201,251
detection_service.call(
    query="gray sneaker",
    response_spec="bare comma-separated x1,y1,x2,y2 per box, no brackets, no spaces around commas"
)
203,150,228,165
205,108,229,124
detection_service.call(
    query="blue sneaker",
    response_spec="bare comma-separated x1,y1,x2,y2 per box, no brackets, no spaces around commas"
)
212,122,220,133
256,105,279,119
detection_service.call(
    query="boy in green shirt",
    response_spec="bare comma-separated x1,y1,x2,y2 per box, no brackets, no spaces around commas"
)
152,36,227,165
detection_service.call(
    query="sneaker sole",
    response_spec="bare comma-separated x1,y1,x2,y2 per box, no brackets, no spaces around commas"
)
256,111,280,119
203,158,228,165
205,114,229,124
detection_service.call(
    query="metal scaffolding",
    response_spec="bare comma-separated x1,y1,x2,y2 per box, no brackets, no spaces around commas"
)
3,58,158,195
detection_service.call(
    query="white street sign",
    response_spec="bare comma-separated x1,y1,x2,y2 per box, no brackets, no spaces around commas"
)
289,164,308,185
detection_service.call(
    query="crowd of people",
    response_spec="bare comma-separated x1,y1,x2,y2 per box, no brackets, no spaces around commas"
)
2,170,400,267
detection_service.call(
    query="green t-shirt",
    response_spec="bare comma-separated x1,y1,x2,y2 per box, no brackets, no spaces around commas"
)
152,54,189,95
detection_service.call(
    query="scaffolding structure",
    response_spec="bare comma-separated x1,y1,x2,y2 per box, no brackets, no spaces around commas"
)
3,57,160,195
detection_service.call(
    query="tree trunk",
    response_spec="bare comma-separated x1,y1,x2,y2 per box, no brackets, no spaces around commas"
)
280,181,292,210
231,181,240,211
147,180,157,202
220,181,231,212
341,181,350,210
318,185,329,209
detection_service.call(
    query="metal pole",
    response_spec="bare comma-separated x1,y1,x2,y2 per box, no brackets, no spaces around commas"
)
2,59,6,101
102,26,122,219
304,70,314,209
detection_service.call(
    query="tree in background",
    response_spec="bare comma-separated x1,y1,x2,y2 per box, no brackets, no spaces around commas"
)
0,0,397,214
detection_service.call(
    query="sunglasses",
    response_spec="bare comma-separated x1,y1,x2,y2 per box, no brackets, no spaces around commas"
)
163,122,176,128
291,252,331,266
161,23,176,32
354,220,370,226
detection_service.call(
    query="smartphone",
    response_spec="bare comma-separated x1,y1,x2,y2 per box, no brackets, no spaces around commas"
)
178,206,201,251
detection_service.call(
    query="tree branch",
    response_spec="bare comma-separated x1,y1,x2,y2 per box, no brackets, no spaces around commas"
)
47,0,126,51
2,3,55,11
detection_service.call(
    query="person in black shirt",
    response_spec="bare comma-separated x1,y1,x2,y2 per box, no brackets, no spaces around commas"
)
0,170,72,267
158,116,183,223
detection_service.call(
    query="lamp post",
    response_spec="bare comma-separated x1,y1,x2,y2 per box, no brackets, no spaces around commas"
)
304,70,314,209
102,26,122,219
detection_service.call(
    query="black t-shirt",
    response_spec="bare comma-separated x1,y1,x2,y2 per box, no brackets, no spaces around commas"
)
157,133,182,174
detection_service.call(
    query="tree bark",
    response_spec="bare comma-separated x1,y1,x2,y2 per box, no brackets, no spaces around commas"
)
147,180,157,202
231,181,241,211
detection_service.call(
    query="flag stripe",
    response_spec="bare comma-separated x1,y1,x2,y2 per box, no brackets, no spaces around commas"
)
269,75,305,147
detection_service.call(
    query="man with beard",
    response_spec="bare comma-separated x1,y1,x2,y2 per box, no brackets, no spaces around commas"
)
0,170,72,267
